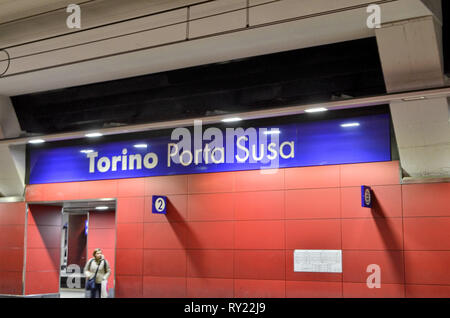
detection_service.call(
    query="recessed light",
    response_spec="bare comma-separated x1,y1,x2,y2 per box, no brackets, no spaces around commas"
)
402,96,425,101
340,123,360,128
85,132,103,138
221,117,242,123
80,149,94,154
305,107,328,113
28,139,45,144
134,144,148,148
264,129,281,135
95,206,108,210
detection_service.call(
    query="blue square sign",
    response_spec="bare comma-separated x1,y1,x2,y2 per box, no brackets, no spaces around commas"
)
361,186,372,208
152,195,167,214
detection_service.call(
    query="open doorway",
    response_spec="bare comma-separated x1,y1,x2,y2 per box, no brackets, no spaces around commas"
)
59,199,116,298
25,199,116,297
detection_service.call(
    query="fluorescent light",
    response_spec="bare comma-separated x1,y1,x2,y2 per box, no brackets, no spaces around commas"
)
340,122,360,128
85,132,103,138
80,149,94,154
221,117,242,123
28,139,45,144
134,144,148,148
264,129,281,135
95,206,108,210
305,107,328,113
402,96,425,101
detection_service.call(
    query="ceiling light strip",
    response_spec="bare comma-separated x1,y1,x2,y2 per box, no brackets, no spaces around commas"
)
2,86,450,146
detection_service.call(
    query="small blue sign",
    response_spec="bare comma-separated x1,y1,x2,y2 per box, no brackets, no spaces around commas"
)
361,186,372,208
152,195,167,214
28,114,391,184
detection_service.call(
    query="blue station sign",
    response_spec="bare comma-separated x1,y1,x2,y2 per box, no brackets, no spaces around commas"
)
152,196,167,214
28,114,391,184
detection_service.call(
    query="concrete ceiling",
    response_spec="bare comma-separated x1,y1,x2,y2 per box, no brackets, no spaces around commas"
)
0,0,87,24
0,0,437,96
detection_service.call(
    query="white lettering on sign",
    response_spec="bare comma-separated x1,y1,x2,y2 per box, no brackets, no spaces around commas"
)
87,148,158,173
293,250,342,273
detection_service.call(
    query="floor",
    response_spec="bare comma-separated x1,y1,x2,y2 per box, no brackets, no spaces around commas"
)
59,288,86,298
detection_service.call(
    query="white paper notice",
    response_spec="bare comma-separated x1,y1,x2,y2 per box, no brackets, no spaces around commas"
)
293,250,342,273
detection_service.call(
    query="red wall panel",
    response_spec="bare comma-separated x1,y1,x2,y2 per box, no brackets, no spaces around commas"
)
286,219,341,250
234,250,285,280
143,249,186,277
88,228,115,249
235,220,284,250
117,197,144,224
404,217,450,250
143,222,187,249
79,180,118,199
188,172,234,194
0,248,24,272
0,225,25,248
116,249,143,276
43,182,80,201
234,191,284,220
286,281,342,298
0,202,26,225
145,175,188,195
0,271,23,295
235,279,285,298
187,250,234,279
118,178,145,197
234,169,284,192
188,193,234,221
25,185,45,202
342,218,403,250
404,251,450,285
143,276,186,298
26,225,61,249
406,285,450,298
0,202,25,295
116,275,143,298
285,165,340,189
402,183,450,217
26,248,60,272
117,223,143,249
343,282,405,298
25,204,62,296
286,188,340,219
340,161,400,187
187,277,234,298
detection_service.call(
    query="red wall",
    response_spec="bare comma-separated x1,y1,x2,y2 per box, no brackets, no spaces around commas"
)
0,202,25,295
23,160,450,298
87,210,115,290
25,204,62,295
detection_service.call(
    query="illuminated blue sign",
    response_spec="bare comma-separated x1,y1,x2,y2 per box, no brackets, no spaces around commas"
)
28,114,391,184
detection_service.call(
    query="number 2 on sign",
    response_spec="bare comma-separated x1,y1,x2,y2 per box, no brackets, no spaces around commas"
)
156,198,165,212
